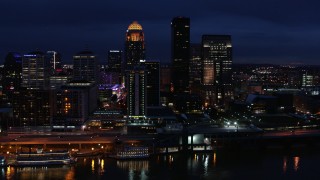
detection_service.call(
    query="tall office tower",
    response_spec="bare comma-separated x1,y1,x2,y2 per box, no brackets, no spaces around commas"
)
107,50,123,84
125,21,145,69
107,50,122,73
73,50,99,83
47,51,62,75
126,68,146,117
22,51,50,90
171,17,190,93
12,51,51,126
145,61,160,106
189,44,202,92
202,35,233,108
160,64,171,92
2,52,22,99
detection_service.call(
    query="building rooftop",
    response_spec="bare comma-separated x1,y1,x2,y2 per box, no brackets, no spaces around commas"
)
128,21,143,31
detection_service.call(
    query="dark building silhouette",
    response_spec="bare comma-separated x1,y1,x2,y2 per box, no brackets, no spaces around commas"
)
0,108,12,136
1,52,22,104
12,89,51,126
73,50,99,83
145,61,160,106
171,17,190,93
125,21,145,69
160,64,171,91
107,50,123,84
202,35,233,108
108,50,122,73
10,51,52,127
189,44,202,94
51,81,98,128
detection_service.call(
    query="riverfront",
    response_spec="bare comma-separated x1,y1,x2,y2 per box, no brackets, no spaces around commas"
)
2,147,320,180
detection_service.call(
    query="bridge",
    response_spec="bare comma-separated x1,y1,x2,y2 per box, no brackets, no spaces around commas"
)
1,126,320,154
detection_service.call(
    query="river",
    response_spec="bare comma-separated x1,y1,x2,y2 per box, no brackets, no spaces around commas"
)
2,147,320,180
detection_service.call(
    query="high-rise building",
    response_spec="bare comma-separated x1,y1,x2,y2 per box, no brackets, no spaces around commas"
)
171,17,190,93
106,50,123,84
22,51,50,90
47,51,62,75
160,64,171,93
145,61,160,106
1,52,22,99
107,50,122,73
189,44,202,92
73,50,99,83
202,35,233,108
126,67,146,117
125,21,145,69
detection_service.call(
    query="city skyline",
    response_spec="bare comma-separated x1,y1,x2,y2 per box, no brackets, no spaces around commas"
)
1,0,320,65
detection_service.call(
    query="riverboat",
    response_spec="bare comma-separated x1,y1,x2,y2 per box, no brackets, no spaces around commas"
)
15,149,75,166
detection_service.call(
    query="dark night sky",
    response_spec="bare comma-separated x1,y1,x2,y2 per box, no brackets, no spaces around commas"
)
1,0,320,65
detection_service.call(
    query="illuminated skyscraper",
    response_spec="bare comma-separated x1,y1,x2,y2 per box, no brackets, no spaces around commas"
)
14,51,51,126
202,35,233,108
22,51,50,90
47,51,62,75
171,17,190,93
125,21,145,69
73,50,99,83
126,68,146,117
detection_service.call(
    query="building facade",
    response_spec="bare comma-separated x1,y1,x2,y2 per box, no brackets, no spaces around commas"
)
22,51,50,90
73,50,99,83
126,68,146,117
52,81,98,128
189,44,202,93
145,61,160,107
125,21,145,69
108,50,122,73
171,17,190,93
47,51,62,75
202,35,233,108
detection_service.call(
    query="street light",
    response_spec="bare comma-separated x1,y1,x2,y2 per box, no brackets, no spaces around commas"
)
234,122,238,132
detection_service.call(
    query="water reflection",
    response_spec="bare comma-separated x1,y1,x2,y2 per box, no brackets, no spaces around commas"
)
6,166,15,179
293,156,300,172
65,167,75,180
204,154,209,176
100,159,105,174
1,168,4,179
213,152,217,167
12,166,70,180
117,160,149,171
91,159,95,172
283,157,287,174
2,151,316,180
